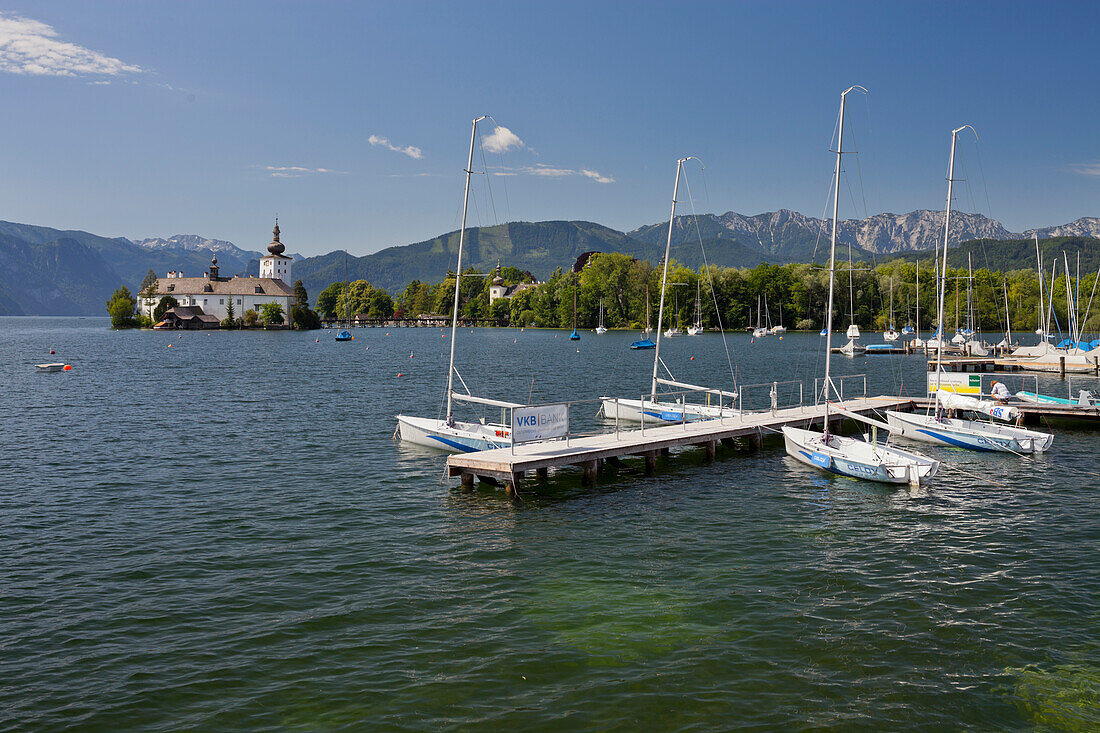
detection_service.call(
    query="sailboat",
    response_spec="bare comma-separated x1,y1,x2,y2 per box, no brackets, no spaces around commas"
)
752,295,768,338
664,289,682,337
687,281,704,335
604,156,738,423
885,125,1053,454
569,272,581,340
783,86,938,485
883,276,899,341
631,287,656,349
910,262,925,346
595,298,608,334
769,300,786,335
396,116,518,453
839,256,865,355
335,249,353,340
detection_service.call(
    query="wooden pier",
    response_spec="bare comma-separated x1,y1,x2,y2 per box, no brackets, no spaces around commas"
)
447,396,915,495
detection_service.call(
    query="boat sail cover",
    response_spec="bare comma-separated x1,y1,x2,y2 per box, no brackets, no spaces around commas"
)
938,391,1019,422
846,324,860,338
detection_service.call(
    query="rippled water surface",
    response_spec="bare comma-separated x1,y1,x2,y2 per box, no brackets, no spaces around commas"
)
3,317,1098,730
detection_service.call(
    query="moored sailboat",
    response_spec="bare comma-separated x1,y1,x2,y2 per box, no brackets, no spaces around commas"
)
885,125,1053,455
783,85,938,485
396,116,517,453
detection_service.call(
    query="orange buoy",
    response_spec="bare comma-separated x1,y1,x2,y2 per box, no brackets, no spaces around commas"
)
168,344,173,348
63,364,72,371
690,356,695,360
49,350,55,354
778,335,783,340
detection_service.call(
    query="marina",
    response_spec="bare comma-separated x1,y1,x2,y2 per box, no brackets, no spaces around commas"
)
446,395,917,493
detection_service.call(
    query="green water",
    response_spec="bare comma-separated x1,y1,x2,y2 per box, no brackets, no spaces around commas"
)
3,318,1098,730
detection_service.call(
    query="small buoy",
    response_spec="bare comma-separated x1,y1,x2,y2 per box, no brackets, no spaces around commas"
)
513,339,517,343
351,336,355,340
690,356,695,360
178,335,182,339
778,335,783,340
397,372,403,377
63,364,72,371
168,344,173,348
386,333,390,336
49,349,55,354
315,338,319,342
409,352,414,358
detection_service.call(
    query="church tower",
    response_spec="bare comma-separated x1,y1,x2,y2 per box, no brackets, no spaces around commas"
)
259,218,293,282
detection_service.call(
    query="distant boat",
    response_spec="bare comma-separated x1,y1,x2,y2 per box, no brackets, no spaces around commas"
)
569,270,581,341
336,248,352,342
630,337,656,350
631,285,655,349
595,299,608,334
687,281,704,335
35,363,66,373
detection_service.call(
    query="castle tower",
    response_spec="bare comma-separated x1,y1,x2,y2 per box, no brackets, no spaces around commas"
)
208,253,220,280
259,218,293,282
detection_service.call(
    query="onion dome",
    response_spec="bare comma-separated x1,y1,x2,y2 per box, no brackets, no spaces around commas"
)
267,218,285,255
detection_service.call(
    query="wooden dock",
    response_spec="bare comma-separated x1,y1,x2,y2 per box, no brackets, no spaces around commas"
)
447,396,915,495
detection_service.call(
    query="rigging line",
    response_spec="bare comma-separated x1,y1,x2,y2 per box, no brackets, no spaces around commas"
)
810,171,835,263
845,104,870,219
475,126,500,226
683,169,738,389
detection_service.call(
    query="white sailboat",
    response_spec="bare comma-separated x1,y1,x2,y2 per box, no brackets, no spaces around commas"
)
886,125,1053,454
784,86,938,485
603,157,738,423
752,295,768,338
910,262,925,347
595,298,608,334
687,281,704,335
883,277,899,341
664,289,682,337
396,116,518,453
840,255,864,355
769,300,787,335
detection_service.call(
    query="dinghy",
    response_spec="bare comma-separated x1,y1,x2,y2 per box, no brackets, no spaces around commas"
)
604,156,738,423
885,124,1052,455
397,116,517,453
783,85,937,485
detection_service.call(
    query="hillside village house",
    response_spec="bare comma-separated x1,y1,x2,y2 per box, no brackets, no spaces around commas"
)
140,222,296,323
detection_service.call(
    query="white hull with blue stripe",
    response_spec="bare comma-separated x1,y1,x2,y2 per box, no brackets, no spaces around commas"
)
782,426,938,485
600,397,735,424
396,414,511,454
883,410,1052,453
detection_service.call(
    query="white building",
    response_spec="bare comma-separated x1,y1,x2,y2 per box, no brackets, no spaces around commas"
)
140,221,297,323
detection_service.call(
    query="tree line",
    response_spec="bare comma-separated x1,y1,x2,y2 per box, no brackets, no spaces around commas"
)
316,252,1100,336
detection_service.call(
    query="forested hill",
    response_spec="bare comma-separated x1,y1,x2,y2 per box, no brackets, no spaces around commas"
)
881,236,1100,274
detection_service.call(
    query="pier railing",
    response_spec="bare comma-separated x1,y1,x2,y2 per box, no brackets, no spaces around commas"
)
813,374,867,407
737,380,804,416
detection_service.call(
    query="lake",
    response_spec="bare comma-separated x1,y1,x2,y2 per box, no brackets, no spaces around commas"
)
2,317,1097,730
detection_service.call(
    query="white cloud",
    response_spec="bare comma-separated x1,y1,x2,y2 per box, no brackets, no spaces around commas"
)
369,134,424,159
481,125,525,154
1070,162,1100,176
491,163,615,184
580,169,615,184
0,13,142,77
263,165,346,179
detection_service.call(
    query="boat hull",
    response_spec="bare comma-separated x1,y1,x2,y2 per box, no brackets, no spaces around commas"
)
782,426,938,484
396,415,511,453
600,397,735,424
884,410,1052,453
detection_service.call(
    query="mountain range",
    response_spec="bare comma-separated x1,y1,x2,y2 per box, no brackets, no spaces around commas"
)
1,211,1097,315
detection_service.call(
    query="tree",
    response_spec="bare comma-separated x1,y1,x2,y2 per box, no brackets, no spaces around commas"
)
222,297,236,328
243,309,260,327
290,305,321,329
316,282,343,319
260,302,284,325
138,269,159,314
106,286,137,328
153,295,179,322
293,279,309,309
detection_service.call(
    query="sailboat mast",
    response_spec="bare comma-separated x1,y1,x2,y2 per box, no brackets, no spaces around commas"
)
445,115,487,421
651,157,689,399
1035,234,1044,340
824,87,859,415
935,125,970,393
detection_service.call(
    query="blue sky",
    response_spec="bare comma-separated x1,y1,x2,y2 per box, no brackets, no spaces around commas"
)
0,0,1096,257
